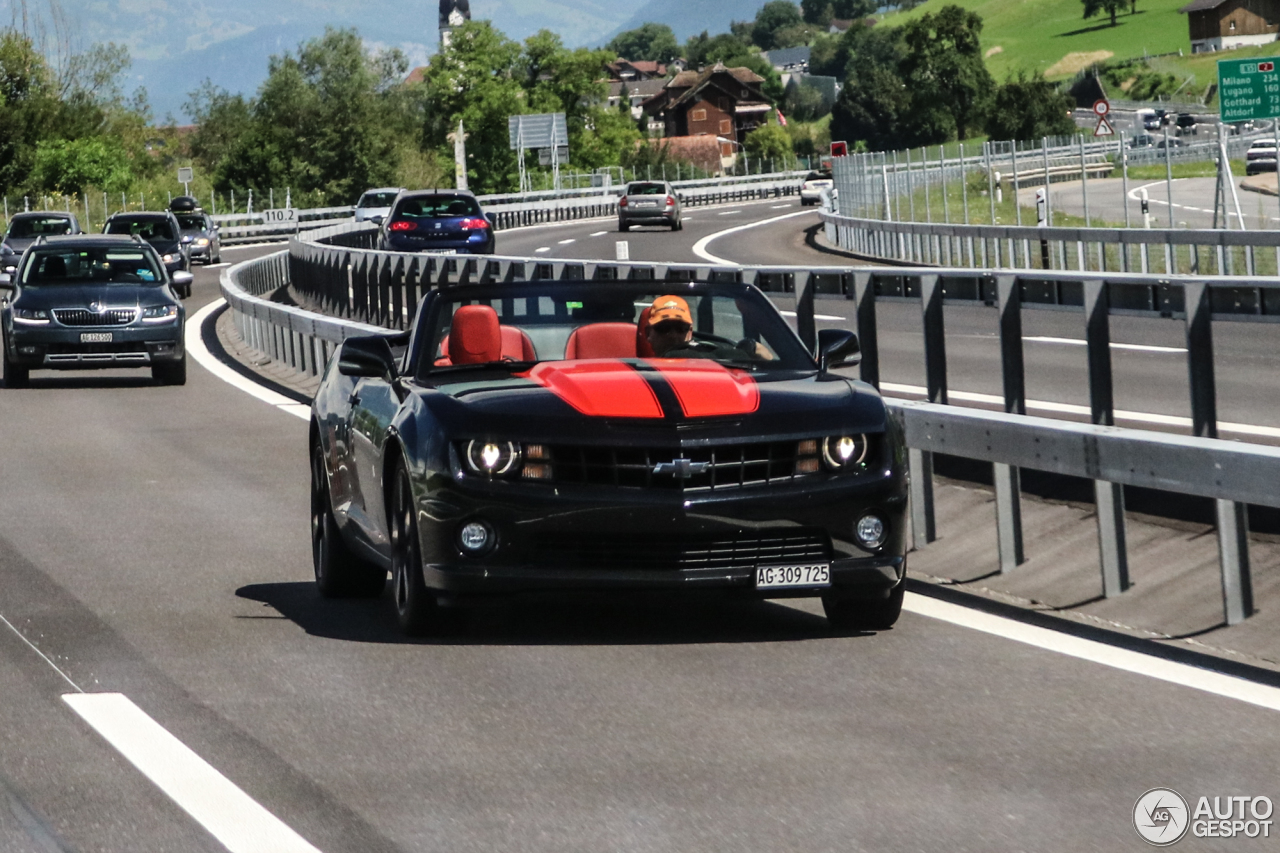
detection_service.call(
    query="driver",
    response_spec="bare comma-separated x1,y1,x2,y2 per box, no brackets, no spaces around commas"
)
645,294,773,361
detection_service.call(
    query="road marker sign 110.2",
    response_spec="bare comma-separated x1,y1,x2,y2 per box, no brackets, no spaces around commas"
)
1218,57,1280,122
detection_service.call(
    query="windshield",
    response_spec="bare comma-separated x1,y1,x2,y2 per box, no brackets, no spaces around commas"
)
7,216,74,239
358,192,399,208
417,282,813,378
176,214,208,231
626,183,668,196
105,218,175,242
394,195,481,219
21,246,163,286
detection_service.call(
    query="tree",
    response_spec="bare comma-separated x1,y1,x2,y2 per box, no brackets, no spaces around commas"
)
900,5,994,142
33,135,132,192
1082,0,1127,26
606,23,680,64
684,31,752,68
752,1,804,50
801,0,834,26
983,72,1076,142
743,122,793,163
772,23,825,48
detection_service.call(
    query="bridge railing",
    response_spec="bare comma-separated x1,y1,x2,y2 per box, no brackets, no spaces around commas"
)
221,240,1280,626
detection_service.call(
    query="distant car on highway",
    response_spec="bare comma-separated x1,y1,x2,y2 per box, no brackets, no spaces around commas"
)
170,197,222,265
1128,133,1156,149
1247,140,1278,175
1155,137,1184,150
1,212,81,274
799,170,834,206
0,235,191,387
354,187,404,224
1175,113,1199,136
378,190,495,255
103,212,191,296
308,276,907,636
617,180,683,231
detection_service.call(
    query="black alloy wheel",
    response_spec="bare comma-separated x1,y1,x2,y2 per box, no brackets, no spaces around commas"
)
821,585,905,632
310,441,385,598
389,462,457,636
2,347,29,388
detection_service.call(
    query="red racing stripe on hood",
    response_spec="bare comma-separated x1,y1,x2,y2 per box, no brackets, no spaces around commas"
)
520,360,663,418
645,359,760,417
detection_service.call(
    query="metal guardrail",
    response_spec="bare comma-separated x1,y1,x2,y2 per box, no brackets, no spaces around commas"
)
219,236,1280,626
213,172,807,245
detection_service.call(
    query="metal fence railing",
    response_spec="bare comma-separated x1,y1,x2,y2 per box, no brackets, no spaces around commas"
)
219,232,1280,627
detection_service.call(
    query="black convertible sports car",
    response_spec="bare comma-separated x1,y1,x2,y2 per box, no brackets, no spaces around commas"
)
310,278,908,635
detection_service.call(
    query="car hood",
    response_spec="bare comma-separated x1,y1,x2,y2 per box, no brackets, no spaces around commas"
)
12,283,167,309
3,237,37,254
420,358,885,440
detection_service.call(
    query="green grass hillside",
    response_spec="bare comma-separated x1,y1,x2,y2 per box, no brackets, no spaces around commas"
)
881,0,1195,82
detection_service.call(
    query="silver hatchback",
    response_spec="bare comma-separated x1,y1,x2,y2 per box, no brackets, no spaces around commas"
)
618,181,682,231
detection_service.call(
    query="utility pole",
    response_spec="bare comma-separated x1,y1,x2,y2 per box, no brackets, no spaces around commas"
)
447,120,469,191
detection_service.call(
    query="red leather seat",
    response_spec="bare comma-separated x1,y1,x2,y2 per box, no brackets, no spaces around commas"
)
448,305,502,364
635,306,656,358
564,322,638,359
437,323,536,365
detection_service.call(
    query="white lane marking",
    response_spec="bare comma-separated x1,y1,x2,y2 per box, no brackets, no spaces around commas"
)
879,381,1280,439
63,693,324,853
590,231,608,237
223,242,284,251
692,208,817,264
780,310,847,321
558,239,575,245
905,594,1280,713
716,209,742,215
681,216,694,221
1128,181,1258,221
534,247,551,253
205,263,230,269
770,204,790,209
187,299,310,421
1025,335,1187,354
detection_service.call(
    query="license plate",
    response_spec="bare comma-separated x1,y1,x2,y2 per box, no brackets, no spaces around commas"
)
637,201,658,207
80,332,113,343
755,563,830,589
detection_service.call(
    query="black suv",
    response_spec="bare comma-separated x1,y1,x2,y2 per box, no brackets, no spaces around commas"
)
0,235,192,386
170,197,222,265
103,211,191,296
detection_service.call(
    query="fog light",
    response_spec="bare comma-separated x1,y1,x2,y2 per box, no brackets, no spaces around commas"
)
458,521,493,554
855,514,886,549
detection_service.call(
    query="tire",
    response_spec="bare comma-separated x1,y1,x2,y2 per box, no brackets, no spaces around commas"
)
822,585,905,632
3,348,29,388
389,462,458,636
310,441,385,598
152,353,187,386
619,221,630,233
672,218,682,231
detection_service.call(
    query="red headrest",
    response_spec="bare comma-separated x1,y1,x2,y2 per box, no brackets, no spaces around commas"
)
448,305,502,364
564,322,639,359
635,306,656,358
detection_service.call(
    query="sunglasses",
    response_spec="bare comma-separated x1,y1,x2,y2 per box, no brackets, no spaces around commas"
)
651,321,691,335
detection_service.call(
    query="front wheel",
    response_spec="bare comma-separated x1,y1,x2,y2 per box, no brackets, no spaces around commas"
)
389,462,458,636
822,585,905,632
311,441,385,598
2,348,29,388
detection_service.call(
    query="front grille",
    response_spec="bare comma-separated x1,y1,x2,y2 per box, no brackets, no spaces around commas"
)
544,441,812,491
532,529,831,572
53,308,137,327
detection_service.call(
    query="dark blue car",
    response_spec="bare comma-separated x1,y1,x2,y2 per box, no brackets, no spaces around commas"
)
377,190,495,255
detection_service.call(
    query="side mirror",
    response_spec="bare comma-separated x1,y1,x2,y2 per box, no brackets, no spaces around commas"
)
0,273,12,289
369,214,384,226
817,328,860,371
338,335,398,380
171,270,194,293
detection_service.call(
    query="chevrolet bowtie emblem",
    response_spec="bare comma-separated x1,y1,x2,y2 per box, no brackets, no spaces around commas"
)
653,458,710,478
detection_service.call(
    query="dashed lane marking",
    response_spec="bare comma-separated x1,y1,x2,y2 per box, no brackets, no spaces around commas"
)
590,231,608,237
534,247,551,253
558,239,575,245
1025,335,1187,354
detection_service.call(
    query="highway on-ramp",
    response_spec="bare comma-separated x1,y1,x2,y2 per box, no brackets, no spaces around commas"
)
1,226,1279,851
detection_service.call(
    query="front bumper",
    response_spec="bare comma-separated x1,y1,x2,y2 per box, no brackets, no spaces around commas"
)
6,323,184,369
414,470,908,602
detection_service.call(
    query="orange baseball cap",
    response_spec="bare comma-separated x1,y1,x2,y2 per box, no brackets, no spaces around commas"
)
649,295,692,326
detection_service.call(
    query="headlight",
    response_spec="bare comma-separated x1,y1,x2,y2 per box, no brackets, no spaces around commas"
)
822,435,868,469
13,308,50,325
195,238,209,247
464,440,521,478
162,254,175,263
142,304,178,323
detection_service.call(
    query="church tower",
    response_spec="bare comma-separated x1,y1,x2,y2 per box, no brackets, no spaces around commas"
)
439,0,471,47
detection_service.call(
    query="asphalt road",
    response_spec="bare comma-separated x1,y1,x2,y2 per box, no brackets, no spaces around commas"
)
2,228,1279,851
1021,177,1280,231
